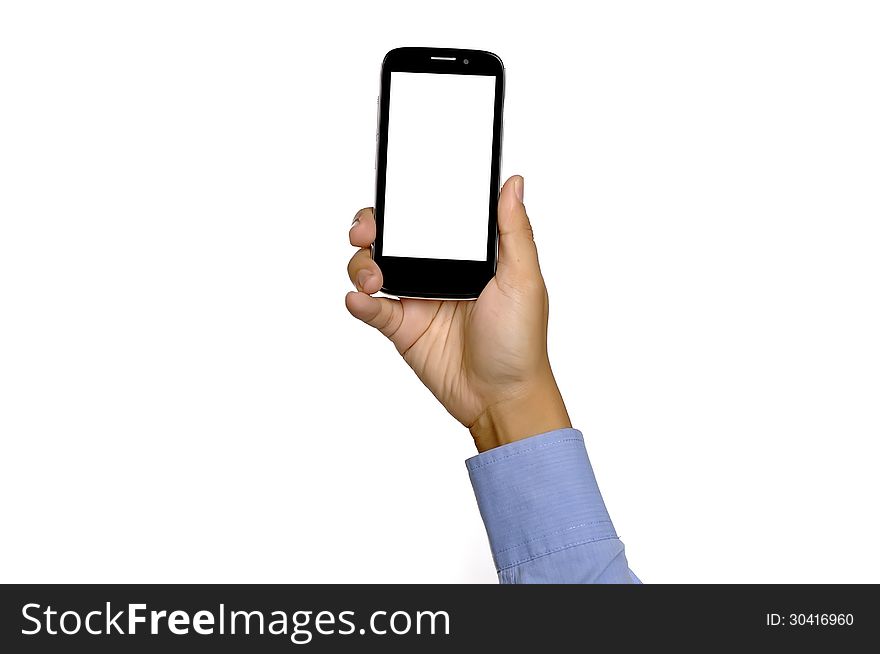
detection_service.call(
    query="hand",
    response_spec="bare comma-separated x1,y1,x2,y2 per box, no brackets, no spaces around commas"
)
346,176,570,452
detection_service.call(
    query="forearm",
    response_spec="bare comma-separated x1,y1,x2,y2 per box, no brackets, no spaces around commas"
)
469,372,571,453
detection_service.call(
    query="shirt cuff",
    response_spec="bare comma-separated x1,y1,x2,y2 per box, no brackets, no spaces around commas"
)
466,428,618,572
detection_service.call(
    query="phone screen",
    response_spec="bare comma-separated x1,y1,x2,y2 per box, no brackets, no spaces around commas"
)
382,72,496,261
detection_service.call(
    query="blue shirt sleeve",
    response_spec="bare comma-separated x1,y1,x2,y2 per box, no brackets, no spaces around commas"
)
466,428,639,584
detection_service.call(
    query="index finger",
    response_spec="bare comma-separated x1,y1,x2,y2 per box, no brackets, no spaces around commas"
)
349,208,376,248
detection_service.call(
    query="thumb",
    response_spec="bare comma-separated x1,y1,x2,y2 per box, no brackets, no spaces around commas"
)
496,175,541,286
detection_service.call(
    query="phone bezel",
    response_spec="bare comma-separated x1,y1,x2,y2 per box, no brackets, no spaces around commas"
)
373,47,504,299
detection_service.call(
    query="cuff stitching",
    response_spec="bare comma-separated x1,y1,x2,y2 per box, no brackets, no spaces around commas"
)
467,436,582,472
494,519,614,556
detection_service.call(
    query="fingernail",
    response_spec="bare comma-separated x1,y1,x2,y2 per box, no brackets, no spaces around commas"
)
356,269,372,289
515,176,524,203
351,210,363,228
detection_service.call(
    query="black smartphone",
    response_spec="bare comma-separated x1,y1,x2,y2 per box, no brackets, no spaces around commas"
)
373,47,505,299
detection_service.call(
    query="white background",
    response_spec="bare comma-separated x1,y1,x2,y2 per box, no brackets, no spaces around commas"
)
1,1,878,584
383,72,495,261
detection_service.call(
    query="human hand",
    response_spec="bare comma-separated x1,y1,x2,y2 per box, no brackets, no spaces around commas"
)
346,176,570,452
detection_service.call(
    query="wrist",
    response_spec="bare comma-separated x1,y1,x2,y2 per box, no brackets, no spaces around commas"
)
469,375,571,452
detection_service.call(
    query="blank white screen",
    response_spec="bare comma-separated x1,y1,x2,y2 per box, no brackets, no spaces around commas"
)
382,72,496,261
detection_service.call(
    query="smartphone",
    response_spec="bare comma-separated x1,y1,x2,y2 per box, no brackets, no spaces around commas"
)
373,47,505,299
